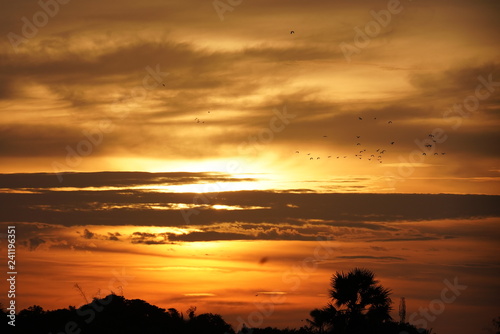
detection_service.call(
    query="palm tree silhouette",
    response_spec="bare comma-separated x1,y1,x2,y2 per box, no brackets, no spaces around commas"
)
330,268,392,330
308,304,337,333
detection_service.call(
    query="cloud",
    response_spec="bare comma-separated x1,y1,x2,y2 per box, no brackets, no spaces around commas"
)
28,237,46,251
130,231,172,245
82,229,95,239
108,232,121,241
336,255,405,261
0,171,255,189
1,176,499,229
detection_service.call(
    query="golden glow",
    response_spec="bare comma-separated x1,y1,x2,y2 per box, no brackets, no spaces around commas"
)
1,2,499,334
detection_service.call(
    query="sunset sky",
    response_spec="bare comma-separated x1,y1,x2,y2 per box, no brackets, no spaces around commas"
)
0,0,499,333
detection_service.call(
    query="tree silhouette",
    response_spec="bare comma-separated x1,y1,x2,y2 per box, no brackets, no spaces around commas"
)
329,267,392,332
8,294,235,334
493,316,500,334
306,268,430,334
308,304,337,333
5,274,432,334
398,297,406,324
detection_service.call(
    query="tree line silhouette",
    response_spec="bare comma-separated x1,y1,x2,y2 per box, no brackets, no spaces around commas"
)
2,268,496,334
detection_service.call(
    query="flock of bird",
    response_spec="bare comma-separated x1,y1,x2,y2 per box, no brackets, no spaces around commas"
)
178,31,448,164
294,116,446,164
194,110,212,124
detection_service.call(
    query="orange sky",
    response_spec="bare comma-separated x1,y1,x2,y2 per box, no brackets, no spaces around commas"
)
1,0,499,193
1,1,500,333
1,217,499,333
